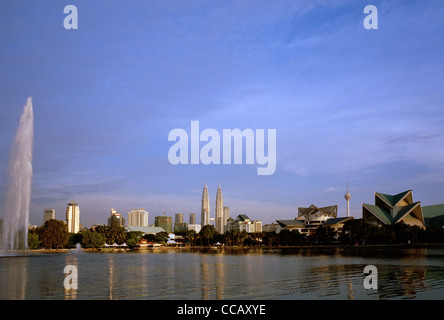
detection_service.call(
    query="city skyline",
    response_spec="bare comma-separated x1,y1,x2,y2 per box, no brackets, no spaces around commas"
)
1,1,444,227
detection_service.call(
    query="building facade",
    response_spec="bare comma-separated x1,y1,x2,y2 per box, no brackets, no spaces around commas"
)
223,206,231,232
127,208,148,227
189,213,196,225
108,208,126,227
276,204,353,236
362,190,444,229
155,215,173,233
226,214,262,233
66,201,80,234
188,224,201,233
43,209,55,224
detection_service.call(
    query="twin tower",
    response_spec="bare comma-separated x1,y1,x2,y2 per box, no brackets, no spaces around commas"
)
201,182,227,233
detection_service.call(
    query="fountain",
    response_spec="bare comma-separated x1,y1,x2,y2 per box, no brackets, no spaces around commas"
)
1,97,34,251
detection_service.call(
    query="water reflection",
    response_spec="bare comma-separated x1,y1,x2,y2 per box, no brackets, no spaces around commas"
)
64,254,78,300
106,254,114,299
0,256,27,299
1,247,444,300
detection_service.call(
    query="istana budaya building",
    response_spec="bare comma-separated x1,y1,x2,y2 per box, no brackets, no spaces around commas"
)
362,190,444,229
276,204,353,235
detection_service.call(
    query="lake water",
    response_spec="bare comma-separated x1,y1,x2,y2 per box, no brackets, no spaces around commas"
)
1,247,444,300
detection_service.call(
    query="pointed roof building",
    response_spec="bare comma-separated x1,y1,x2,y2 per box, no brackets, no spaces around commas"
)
362,190,425,227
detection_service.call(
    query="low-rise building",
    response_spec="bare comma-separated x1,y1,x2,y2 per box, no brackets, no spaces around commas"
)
276,204,353,235
226,214,262,233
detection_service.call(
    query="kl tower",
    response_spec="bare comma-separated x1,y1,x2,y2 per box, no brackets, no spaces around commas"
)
344,181,351,217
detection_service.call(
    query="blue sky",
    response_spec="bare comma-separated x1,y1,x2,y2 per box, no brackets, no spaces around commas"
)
1,0,444,227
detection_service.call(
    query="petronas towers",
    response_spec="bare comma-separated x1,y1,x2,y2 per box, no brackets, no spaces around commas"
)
201,182,210,227
215,184,224,233
201,182,227,233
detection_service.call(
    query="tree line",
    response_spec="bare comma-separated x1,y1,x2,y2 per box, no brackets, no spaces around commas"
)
27,218,444,250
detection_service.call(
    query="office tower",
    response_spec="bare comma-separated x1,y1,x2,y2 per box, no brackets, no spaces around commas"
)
174,213,187,232
128,208,148,227
175,213,183,224
189,213,196,224
155,215,173,233
44,209,55,223
66,201,80,233
201,182,210,227
108,208,126,227
223,206,230,232
345,181,351,217
215,184,224,234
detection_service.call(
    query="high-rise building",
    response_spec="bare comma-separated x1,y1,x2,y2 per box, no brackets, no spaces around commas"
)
128,208,148,227
155,214,172,233
109,208,126,227
223,206,230,232
175,213,183,224
174,213,187,232
201,182,210,227
189,213,196,225
215,184,224,234
66,201,80,234
44,209,55,224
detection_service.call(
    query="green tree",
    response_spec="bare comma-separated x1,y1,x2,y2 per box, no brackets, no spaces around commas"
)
199,225,217,246
95,225,126,244
27,231,41,249
314,225,336,244
68,232,83,248
187,230,198,247
277,229,292,246
262,231,278,246
155,231,170,244
38,219,69,249
81,230,105,248
340,219,371,245
126,231,143,246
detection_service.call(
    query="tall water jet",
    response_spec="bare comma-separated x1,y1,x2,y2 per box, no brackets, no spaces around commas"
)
1,97,34,251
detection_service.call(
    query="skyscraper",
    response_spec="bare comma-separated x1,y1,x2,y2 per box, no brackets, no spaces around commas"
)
43,209,55,223
108,208,126,227
174,213,188,232
215,184,224,234
201,182,210,227
345,181,351,217
155,214,173,233
127,208,148,227
175,213,183,224
223,206,230,232
189,213,196,224
66,201,80,233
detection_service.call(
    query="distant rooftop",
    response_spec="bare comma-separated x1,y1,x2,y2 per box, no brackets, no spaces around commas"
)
126,225,165,234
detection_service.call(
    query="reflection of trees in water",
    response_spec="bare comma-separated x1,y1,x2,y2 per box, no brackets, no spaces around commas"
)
378,266,428,299
200,255,226,300
296,264,362,298
200,253,265,300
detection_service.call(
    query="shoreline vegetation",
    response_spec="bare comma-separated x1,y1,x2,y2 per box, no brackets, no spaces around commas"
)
23,218,444,252
25,243,444,254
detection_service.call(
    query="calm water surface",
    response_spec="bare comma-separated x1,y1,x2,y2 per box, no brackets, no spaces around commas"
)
1,247,444,300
